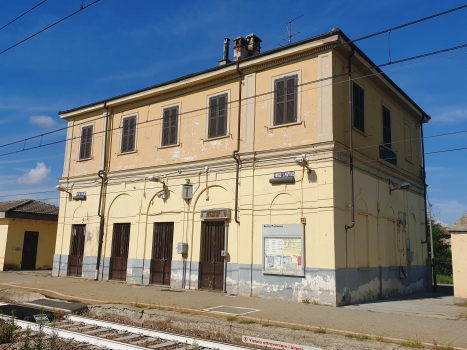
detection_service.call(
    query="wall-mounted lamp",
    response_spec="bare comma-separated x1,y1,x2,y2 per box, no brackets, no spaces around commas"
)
55,184,72,197
147,175,167,189
389,180,411,194
294,154,312,174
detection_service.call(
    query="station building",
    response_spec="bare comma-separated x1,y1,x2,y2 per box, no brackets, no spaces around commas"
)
53,29,430,306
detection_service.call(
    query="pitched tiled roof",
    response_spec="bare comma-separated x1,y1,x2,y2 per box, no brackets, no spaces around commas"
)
0,200,59,216
441,227,451,236
448,213,467,233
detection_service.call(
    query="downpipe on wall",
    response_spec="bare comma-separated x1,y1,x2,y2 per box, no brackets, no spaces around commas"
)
95,102,109,280
345,46,355,233
233,62,242,225
223,222,229,293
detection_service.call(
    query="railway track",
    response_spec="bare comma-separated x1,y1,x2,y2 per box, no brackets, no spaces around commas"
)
1,309,253,350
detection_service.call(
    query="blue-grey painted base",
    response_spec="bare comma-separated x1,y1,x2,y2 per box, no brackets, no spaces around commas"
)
53,254,427,307
170,260,199,289
82,255,97,279
52,254,69,277
335,265,427,306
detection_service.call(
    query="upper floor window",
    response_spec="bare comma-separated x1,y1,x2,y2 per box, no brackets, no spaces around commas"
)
79,125,93,160
353,82,365,133
274,75,298,126
404,122,413,163
161,106,179,146
208,93,228,138
382,106,392,148
121,115,136,153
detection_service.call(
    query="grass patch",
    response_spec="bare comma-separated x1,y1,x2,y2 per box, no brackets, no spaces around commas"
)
374,335,386,342
401,338,423,348
227,316,237,322
262,323,273,327
346,334,371,341
302,299,310,304
455,302,467,308
238,319,256,324
435,274,453,284
313,327,326,334
434,344,454,350
134,303,145,308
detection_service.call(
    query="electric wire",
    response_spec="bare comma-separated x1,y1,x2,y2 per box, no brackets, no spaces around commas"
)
1,45,467,159
0,0,48,32
2,3,466,151
0,0,101,57
1,144,466,202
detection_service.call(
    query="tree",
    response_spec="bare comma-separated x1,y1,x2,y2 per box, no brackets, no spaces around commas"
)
427,220,452,276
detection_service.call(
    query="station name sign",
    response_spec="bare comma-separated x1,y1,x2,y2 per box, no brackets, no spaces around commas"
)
269,171,295,184
200,209,231,220
73,192,86,201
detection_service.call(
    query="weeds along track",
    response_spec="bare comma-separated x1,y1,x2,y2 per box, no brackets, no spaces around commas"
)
0,313,254,350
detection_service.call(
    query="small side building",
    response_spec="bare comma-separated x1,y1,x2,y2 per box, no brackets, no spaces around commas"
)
448,213,467,303
0,200,59,271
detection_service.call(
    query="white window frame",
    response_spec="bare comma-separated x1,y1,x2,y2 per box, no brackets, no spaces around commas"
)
269,69,302,129
159,102,182,148
118,112,138,155
204,89,231,141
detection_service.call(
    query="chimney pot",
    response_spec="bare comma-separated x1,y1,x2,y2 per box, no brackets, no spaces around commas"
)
219,38,231,66
245,33,262,56
233,36,248,61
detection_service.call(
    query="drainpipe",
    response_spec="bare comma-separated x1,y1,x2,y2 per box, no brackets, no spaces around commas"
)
233,62,242,225
345,46,356,232
223,222,229,293
420,116,428,244
95,102,109,280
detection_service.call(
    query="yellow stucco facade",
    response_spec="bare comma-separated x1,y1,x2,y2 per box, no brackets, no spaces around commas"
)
0,218,57,271
452,233,467,302
53,29,429,305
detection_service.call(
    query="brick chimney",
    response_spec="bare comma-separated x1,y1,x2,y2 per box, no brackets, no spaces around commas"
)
246,34,262,57
233,36,248,61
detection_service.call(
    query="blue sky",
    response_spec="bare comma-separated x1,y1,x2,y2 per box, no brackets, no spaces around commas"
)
0,0,466,226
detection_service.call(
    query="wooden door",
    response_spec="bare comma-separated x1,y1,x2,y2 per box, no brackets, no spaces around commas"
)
110,223,130,281
200,221,225,291
69,225,86,277
151,222,174,285
21,231,39,270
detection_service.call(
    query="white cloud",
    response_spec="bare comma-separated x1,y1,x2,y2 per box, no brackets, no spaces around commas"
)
433,109,467,124
435,220,449,227
29,115,56,127
17,162,51,185
431,199,467,226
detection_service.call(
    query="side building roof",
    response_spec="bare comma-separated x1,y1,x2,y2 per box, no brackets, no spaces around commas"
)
448,213,467,233
0,199,59,222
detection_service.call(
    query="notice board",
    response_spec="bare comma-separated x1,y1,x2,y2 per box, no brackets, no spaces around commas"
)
262,224,304,276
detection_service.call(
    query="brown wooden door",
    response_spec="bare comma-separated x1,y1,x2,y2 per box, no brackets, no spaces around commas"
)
69,225,86,277
151,222,174,285
110,223,130,281
21,231,39,270
200,221,225,291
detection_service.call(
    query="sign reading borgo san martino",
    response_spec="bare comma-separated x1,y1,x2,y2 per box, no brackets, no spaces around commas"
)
262,224,304,277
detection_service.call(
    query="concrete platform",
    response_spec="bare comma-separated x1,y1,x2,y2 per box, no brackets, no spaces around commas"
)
23,298,87,313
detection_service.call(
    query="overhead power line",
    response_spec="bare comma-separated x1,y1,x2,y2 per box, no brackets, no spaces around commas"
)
0,0,101,57
0,0,48,32
0,42,466,159
2,4,466,153
1,144,466,202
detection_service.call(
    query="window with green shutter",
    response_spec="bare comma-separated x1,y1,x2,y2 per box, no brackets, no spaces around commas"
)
274,75,298,126
353,83,365,133
162,106,179,146
208,94,228,138
382,106,392,148
121,115,136,153
79,125,93,160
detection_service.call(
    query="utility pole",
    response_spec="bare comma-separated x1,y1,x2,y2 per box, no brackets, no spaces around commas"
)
429,203,437,292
